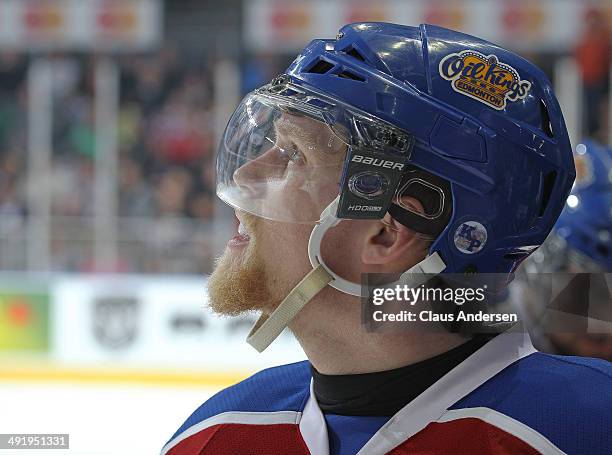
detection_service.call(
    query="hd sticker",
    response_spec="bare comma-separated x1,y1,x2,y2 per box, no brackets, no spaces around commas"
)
439,50,531,110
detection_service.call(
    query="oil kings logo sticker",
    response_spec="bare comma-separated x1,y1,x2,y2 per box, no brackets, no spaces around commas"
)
454,221,487,254
439,50,532,110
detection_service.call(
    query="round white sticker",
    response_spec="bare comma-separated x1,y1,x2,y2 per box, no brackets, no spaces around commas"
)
453,221,487,254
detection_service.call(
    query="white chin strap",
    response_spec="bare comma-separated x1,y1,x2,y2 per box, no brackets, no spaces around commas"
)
247,196,447,352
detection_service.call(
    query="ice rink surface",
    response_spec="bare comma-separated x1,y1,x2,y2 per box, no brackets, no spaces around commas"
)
0,382,217,454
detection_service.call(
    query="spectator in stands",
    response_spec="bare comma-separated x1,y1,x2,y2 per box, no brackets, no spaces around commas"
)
575,8,611,137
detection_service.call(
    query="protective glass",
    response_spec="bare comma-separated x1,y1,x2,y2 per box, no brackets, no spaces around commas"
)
216,88,348,223
216,80,443,228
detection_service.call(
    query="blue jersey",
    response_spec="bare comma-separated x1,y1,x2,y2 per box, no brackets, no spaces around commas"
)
163,330,612,454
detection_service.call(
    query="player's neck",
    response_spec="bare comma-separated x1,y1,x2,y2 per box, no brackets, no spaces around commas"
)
290,294,467,375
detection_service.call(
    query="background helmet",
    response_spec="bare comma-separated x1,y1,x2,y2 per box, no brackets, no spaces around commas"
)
515,139,610,359
553,139,612,271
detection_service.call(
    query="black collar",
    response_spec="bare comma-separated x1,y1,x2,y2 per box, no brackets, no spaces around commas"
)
311,335,494,416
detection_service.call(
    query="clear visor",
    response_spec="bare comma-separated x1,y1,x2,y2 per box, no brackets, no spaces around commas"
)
217,82,429,227
216,90,350,223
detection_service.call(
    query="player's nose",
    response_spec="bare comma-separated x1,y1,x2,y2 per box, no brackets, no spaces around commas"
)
233,147,283,193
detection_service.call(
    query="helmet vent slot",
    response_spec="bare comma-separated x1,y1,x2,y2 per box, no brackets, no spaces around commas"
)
343,46,366,62
278,88,299,97
337,70,365,82
503,251,530,261
596,243,609,258
539,99,554,138
306,59,334,74
539,170,557,217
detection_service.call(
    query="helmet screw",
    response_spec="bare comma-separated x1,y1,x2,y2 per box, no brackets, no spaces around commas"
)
464,265,478,275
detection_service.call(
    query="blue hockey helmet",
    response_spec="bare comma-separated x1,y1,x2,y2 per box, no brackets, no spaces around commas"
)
554,139,612,270
219,23,575,277
216,23,576,349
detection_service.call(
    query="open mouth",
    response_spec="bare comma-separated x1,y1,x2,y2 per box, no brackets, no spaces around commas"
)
228,213,251,248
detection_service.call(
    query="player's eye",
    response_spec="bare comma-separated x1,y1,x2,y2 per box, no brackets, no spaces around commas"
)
278,143,305,164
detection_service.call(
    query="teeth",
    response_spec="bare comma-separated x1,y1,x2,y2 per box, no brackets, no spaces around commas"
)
238,222,250,238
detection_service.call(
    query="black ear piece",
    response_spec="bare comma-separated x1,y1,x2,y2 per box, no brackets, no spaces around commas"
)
389,165,453,237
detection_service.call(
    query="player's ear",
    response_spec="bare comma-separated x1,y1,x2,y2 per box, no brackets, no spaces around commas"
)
361,196,429,269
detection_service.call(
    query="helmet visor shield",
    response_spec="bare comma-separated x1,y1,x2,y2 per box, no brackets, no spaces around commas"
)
216,91,348,223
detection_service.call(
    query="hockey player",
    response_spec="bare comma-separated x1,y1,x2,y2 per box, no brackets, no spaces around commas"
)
162,24,612,454
522,138,612,360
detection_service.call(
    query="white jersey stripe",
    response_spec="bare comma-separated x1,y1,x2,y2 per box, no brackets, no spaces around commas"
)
357,327,537,454
437,407,566,455
160,410,301,455
299,381,330,455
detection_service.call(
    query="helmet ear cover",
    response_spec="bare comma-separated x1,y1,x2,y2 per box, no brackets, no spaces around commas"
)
389,165,453,238
336,146,409,221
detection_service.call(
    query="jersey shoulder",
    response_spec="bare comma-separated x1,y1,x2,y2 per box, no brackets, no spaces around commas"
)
451,352,612,454
168,360,312,443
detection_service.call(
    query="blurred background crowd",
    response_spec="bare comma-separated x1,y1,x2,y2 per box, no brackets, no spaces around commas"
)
0,0,246,273
0,48,215,217
0,47,222,273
